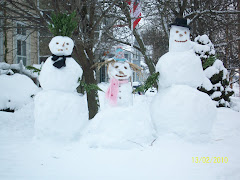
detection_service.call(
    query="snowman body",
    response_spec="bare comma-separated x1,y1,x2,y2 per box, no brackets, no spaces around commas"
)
34,36,88,141
156,50,204,89
151,25,216,141
39,56,82,92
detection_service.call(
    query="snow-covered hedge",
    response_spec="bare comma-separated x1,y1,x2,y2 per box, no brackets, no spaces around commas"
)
194,35,234,108
0,74,40,111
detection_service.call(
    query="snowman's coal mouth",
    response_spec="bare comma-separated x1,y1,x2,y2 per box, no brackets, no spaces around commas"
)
174,40,188,43
116,74,127,78
58,49,64,51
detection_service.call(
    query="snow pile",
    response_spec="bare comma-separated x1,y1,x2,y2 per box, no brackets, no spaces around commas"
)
211,60,228,79
145,87,157,97
230,97,240,112
0,74,40,111
201,77,213,91
0,62,39,79
151,85,216,141
202,59,232,107
0,102,35,139
81,103,156,149
193,34,215,60
34,91,88,141
204,66,219,79
156,50,204,88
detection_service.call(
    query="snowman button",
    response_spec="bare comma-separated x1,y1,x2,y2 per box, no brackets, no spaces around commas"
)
119,97,121,99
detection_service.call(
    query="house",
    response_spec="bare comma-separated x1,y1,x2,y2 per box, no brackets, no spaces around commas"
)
0,16,39,66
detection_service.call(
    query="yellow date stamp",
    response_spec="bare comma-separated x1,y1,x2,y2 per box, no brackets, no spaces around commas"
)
192,157,228,163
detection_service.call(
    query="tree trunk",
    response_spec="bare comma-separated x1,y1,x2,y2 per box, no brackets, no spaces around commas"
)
74,44,99,120
238,1,240,97
83,65,99,120
133,29,155,74
3,1,8,63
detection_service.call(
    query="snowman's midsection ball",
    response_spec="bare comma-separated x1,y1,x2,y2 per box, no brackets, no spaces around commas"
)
156,51,205,88
39,57,82,92
150,85,216,137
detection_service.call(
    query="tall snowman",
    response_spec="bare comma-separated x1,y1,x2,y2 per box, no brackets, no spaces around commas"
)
151,18,216,141
81,46,155,148
34,35,88,141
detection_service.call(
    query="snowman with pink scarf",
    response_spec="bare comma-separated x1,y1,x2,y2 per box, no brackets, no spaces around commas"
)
81,46,155,148
105,46,138,107
93,46,142,107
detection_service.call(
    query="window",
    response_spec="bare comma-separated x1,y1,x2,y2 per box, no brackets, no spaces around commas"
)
100,60,107,82
17,23,26,35
124,53,129,60
15,22,28,65
17,40,27,65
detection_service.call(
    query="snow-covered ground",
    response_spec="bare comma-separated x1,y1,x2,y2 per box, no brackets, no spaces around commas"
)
0,88,240,180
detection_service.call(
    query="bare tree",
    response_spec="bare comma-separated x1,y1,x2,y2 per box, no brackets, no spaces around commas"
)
0,0,118,119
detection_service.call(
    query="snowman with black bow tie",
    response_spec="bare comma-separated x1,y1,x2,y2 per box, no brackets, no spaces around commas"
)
34,35,88,141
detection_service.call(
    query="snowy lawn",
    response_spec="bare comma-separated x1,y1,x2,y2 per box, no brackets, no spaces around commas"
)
0,93,240,180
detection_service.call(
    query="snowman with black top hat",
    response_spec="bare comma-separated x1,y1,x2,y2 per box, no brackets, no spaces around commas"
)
150,18,217,141
34,12,88,141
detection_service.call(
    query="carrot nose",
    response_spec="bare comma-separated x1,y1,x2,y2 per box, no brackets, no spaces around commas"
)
179,34,183,37
119,71,124,75
62,42,65,47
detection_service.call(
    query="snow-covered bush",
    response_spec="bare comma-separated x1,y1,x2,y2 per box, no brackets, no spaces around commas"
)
194,35,234,107
194,34,215,68
0,74,40,112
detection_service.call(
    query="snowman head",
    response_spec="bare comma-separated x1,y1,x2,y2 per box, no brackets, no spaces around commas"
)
169,18,192,52
91,46,142,80
49,36,74,56
108,61,132,80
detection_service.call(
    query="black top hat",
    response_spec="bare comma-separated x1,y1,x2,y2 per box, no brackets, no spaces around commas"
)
169,18,191,30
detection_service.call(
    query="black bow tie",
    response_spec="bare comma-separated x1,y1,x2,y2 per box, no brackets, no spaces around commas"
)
51,54,72,69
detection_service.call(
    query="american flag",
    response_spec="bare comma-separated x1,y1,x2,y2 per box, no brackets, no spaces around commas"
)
127,0,142,29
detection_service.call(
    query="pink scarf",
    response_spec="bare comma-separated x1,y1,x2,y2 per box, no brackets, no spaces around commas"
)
106,78,129,106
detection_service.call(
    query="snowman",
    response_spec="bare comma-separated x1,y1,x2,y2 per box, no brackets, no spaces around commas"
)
34,36,88,141
105,47,140,107
151,18,216,141
80,46,155,148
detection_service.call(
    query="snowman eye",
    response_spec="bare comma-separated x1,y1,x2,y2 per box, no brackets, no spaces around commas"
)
66,43,69,45
115,66,119,68
176,31,179,33
184,31,187,34
56,42,59,44
124,66,127,69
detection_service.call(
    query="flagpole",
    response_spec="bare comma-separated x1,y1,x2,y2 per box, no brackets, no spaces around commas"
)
130,0,134,105
130,0,134,85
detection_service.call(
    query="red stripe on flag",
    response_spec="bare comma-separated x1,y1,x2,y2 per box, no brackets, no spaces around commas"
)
133,13,141,29
127,0,141,29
